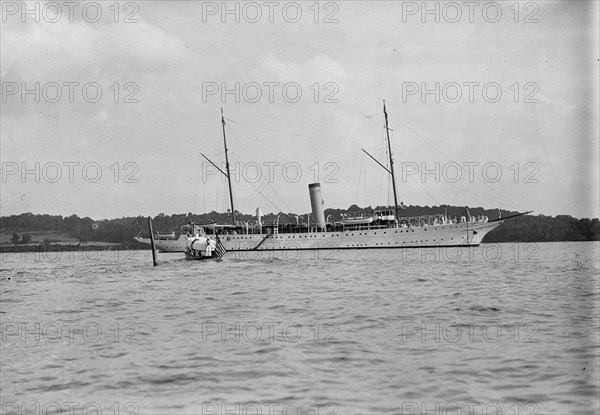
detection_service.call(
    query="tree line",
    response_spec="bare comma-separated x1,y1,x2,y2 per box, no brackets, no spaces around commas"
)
1,206,599,247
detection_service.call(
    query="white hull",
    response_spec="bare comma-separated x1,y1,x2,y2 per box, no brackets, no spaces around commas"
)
221,220,502,251
135,220,503,253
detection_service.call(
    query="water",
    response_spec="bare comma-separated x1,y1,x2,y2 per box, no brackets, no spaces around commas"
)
1,242,599,414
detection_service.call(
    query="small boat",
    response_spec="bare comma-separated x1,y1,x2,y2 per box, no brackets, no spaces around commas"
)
185,233,227,261
337,212,374,225
154,232,176,239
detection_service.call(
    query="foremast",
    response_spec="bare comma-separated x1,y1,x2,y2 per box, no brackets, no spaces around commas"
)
362,101,402,222
383,100,401,221
221,108,236,225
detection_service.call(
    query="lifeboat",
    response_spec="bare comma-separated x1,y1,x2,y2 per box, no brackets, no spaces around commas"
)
337,213,374,225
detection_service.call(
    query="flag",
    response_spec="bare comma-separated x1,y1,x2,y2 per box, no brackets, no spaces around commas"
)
214,235,226,259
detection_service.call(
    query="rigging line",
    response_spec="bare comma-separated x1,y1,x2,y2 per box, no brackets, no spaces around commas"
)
442,181,523,212
386,150,392,207
406,175,522,211
223,180,230,214
408,175,440,205
376,124,386,207
390,179,395,207
225,117,303,138
232,184,239,218
226,122,292,212
363,159,368,207
208,151,226,214
202,176,206,216
215,174,220,212
226,123,274,203
383,126,392,207
354,163,360,205
355,154,365,205
203,150,225,158
390,113,526,211
225,123,285,213
245,180,270,203
193,152,203,213
244,180,282,212
363,147,391,203
245,181,265,202
211,151,230,215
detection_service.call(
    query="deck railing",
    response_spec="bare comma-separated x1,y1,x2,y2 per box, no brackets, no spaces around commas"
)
194,214,489,236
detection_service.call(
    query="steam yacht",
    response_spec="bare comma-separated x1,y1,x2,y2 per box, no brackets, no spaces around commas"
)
135,103,528,253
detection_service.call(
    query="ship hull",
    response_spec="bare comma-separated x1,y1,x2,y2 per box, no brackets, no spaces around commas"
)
221,220,503,251
134,220,502,253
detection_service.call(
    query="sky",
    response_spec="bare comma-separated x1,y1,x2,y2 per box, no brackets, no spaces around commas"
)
1,0,599,220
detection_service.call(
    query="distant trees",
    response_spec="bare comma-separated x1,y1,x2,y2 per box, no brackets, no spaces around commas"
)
484,214,600,243
8,232,32,245
1,208,599,245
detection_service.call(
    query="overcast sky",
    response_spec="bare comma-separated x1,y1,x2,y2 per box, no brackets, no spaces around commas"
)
1,0,598,219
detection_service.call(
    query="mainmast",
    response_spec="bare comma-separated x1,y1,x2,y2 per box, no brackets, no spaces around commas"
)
383,100,400,221
221,108,236,225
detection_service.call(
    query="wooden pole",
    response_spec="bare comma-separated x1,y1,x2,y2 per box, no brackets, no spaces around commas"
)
148,217,157,266
465,209,469,244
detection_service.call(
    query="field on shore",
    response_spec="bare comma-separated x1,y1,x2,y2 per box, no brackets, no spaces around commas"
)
0,230,119,247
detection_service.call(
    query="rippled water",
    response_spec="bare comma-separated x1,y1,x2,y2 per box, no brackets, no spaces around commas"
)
1,242,599,414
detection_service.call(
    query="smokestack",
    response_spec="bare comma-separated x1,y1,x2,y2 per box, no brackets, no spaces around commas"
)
308,183,326,229
256,207,262,228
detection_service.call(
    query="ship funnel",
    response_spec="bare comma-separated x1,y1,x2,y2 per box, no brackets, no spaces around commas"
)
256,207,262,228
308,183,326,229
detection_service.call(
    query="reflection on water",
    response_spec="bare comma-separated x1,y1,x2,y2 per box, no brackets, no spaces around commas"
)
1,242,599,414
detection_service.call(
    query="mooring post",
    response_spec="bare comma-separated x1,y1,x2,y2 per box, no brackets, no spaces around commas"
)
148,217,157,266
